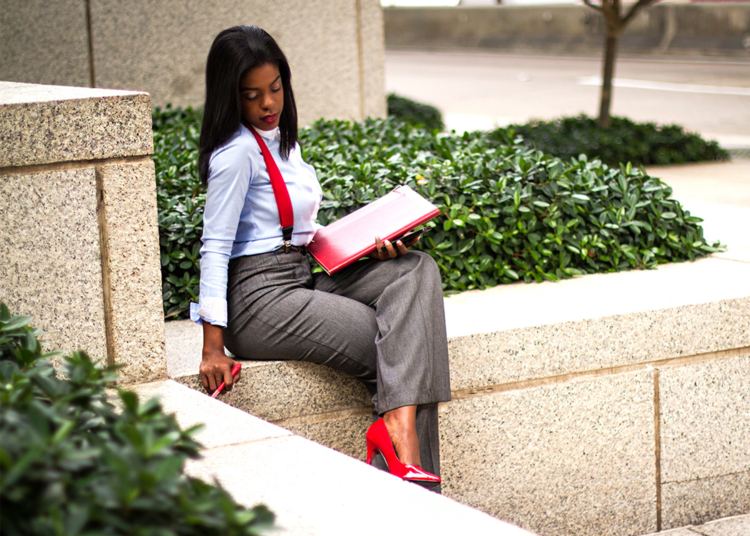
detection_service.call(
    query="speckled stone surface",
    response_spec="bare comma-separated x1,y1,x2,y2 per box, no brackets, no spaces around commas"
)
697,514,750,536
641,528,701,536
0,82,152,167
659,355,750,529
661,473,750,531
0,0,90,87
359,0,387,119
0,166,107,361
659,355,750,483
87,0,384,123
98,160,166,384
131,380,291,449
448,297,750,392
279,411,372,460
177,359,371,422
439,369,657,536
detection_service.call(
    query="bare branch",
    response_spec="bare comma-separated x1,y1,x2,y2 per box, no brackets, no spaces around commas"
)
622,0,659,27
582,0,603,14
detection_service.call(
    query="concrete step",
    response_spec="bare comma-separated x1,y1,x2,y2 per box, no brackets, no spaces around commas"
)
132,380,532,536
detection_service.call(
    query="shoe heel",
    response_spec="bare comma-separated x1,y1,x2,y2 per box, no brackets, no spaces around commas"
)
366,439,375,465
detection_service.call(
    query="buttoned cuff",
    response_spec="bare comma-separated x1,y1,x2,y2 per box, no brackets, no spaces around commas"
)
189,297,228,327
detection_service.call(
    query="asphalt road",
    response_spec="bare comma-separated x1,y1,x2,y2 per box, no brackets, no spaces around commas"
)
385,50,750,147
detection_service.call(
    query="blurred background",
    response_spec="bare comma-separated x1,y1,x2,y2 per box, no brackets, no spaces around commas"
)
381,0,750,151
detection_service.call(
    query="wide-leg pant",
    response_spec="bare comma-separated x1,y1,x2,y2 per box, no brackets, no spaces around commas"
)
223,248,452,482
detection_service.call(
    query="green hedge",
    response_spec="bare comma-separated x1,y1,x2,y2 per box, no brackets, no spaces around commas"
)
0,303,274,535
153,105,204,319
387,93,444,131
153,107,721,321
490,115,729,167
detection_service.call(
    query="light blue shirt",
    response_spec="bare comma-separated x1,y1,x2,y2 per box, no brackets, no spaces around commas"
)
189,124,323,327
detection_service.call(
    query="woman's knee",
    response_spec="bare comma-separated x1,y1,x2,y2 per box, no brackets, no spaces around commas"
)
403,250,441,283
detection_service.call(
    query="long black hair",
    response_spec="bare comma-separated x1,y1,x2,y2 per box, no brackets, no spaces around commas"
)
198,25,298,184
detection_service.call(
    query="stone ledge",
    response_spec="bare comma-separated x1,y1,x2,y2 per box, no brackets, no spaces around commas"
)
0,81,152,167
167,256,750,420
131,380,532,536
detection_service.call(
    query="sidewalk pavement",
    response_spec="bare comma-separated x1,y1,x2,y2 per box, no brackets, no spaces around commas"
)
641,513,750,536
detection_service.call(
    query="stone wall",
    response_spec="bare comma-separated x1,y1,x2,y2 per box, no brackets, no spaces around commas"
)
0,81,165,385
0,0,386,125
168,256,750,535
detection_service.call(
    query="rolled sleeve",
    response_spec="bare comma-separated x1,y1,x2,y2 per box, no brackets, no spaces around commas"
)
193,137,255,326
190,298,227,327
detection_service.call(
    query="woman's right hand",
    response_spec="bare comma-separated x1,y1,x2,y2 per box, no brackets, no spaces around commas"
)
200,349,240,393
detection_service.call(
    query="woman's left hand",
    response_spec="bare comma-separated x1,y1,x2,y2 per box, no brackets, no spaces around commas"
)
371,236,410,261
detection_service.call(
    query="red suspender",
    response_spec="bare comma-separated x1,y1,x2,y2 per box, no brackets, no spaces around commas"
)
249,127,295,251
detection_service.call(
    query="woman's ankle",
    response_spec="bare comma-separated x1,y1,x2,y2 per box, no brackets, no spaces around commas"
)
382,408,421,466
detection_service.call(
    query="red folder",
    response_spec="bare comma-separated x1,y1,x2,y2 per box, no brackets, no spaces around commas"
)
308,185,441,275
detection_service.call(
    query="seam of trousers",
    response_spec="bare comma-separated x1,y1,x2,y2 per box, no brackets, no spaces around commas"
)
373,256,441,413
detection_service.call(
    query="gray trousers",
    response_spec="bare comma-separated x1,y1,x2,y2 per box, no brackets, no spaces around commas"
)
223,249,452,481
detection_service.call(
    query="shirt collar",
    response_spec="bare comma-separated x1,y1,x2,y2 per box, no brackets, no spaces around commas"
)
251,125,281,142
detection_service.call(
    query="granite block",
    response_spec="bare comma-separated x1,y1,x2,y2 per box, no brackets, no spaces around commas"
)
697,514,750,536
131,380,291,449
658,355,750,529
444,257,750,390
279,411,372,460
439,369,657,536
659,355,750,483
0,166,107,362
88,0,371,124
0,0,90,87
0,82,152,167
177,359,371,422
187,436,533,536
97,160,166,384
448,297,750,392
661,472,750,530
640,529,701,536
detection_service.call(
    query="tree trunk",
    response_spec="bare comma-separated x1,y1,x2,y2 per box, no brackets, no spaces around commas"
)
598,31,618,128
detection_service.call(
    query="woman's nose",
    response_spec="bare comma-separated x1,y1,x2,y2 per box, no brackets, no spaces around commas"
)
262,93,274,109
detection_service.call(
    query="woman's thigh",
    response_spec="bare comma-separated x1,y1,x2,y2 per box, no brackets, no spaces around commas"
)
224,254,378,381
314,250,441,306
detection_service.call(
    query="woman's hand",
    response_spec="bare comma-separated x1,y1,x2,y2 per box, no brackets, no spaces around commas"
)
371,236,411,261
200,349,240,393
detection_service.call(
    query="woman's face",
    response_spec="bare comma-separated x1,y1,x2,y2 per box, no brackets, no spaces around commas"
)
240,62,284,131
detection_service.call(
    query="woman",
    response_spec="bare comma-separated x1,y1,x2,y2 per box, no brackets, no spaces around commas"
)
191,25,451,488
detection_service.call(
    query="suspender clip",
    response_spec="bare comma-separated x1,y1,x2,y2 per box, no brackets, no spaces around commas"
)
282,226,294,253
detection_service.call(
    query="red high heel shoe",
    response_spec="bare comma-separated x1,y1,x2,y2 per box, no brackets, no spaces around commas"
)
365,418,441,485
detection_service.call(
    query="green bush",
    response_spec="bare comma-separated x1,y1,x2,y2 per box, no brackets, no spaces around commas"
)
489,115,729,166
0,303,274,535
152,108,721,320
387,93,444,131
153,105,204,319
